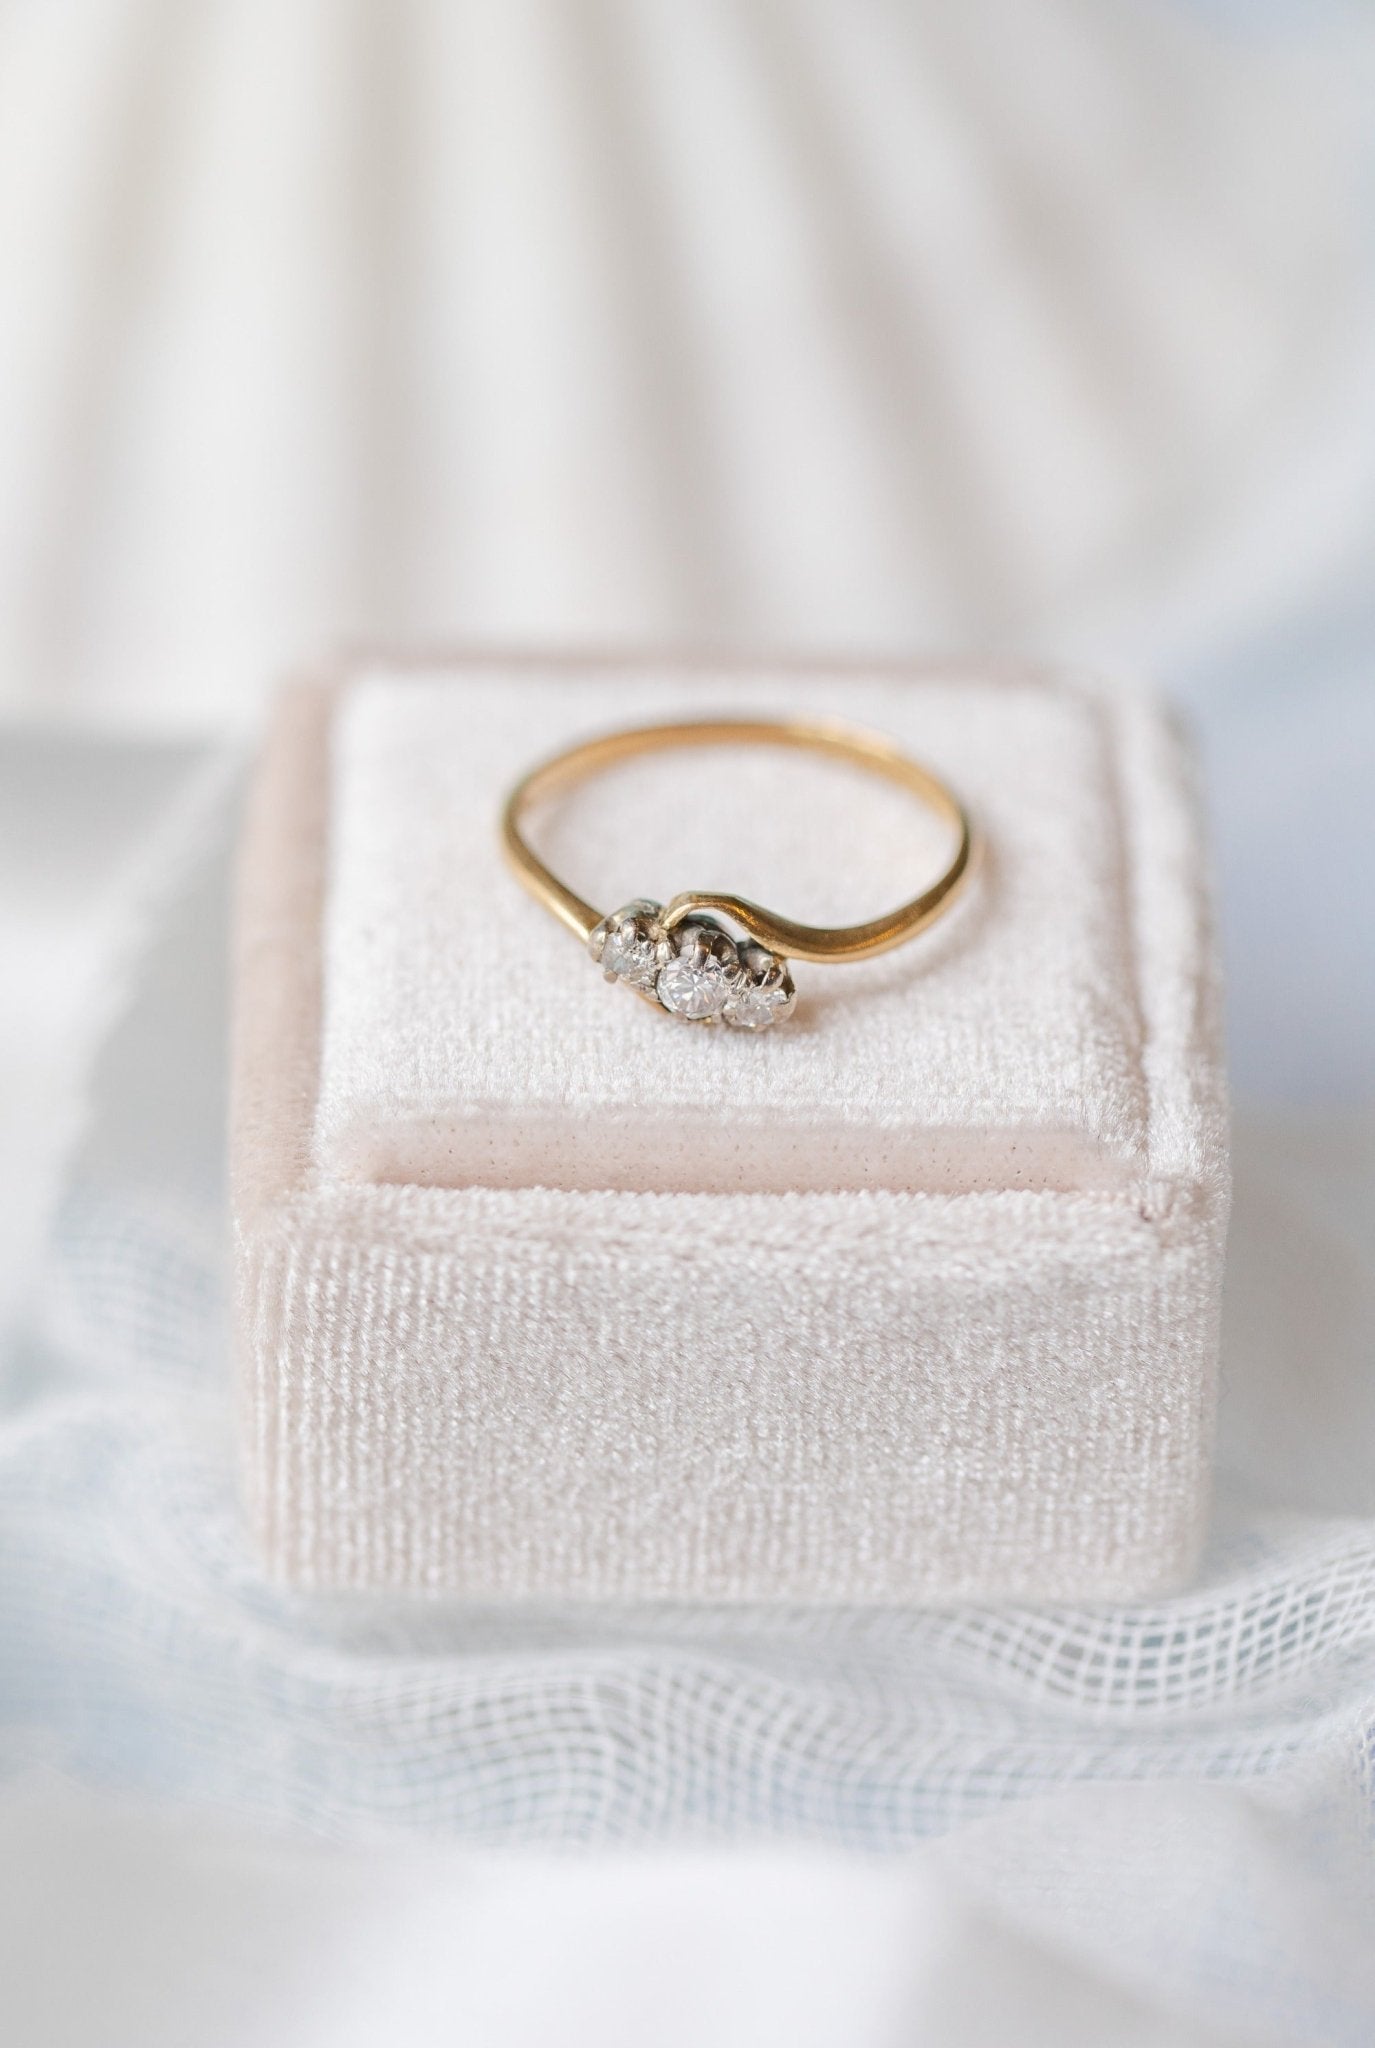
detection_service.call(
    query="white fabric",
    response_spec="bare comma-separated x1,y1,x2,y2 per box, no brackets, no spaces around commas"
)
0,733,231,1333
6,823,1372,2040
1,1,1374,2043
0,1777,1261,2048
321,664,1151,1194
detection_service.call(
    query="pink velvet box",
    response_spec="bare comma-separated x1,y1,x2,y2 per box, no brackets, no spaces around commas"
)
230,653,1229,1600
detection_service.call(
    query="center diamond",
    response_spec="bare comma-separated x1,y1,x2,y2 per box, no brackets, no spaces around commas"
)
589,901,798,1029
656,923,742,1020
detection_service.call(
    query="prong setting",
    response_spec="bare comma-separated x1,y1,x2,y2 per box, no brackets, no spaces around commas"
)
587,902,797,1031
588,898,669,991
724,941,798,1031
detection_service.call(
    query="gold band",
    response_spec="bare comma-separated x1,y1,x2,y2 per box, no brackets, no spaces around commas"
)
501,716,977,1030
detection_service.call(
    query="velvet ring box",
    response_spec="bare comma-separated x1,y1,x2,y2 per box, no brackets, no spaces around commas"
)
231,655,1229,1601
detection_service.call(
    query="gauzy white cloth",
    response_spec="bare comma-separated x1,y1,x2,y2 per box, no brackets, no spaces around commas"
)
231,658,1226,1601
0,1777,1279,2048
3,745,1372,2047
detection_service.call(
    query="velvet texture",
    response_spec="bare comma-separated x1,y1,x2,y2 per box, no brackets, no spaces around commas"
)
231,655,1228,1599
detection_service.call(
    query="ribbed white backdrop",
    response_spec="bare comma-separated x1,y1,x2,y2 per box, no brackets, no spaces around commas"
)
0,0,1369,727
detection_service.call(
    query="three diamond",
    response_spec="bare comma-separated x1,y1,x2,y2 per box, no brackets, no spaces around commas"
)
588,900,797,1031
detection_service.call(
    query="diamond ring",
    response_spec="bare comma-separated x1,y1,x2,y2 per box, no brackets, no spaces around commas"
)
501,716,976,1032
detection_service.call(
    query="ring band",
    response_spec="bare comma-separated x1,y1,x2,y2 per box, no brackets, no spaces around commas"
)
501,716,977,1031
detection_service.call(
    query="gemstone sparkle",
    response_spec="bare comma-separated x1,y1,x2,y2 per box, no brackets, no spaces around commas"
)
656,922,742,1020
722,941,797,1031
601,921,660,987
657,954,733,1018
590,902,797,1029
588,900,666,990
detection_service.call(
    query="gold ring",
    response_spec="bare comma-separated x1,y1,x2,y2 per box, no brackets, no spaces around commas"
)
501,716,977,1032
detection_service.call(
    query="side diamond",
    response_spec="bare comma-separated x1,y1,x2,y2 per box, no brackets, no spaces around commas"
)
588,900,666,989
722,942,797,1031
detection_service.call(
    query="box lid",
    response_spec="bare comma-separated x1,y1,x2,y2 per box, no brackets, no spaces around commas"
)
311,659,1167,1199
